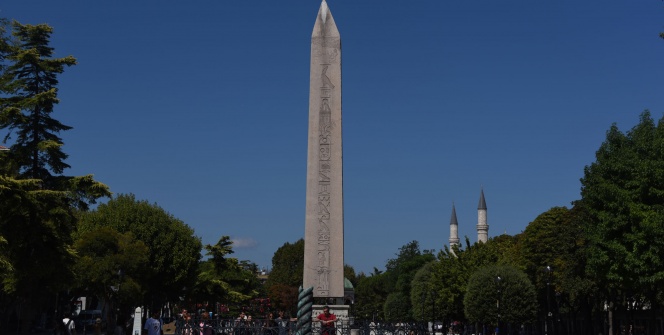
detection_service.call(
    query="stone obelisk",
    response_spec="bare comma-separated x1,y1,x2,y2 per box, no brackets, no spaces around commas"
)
303,0,344,300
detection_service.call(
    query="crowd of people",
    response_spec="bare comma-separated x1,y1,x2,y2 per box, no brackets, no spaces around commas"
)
55,306,337,335
172,306,334,335
54,312,124,335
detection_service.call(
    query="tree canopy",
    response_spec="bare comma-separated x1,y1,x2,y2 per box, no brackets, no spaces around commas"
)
354,240,435,321
464,265,537,328
0,21,109,333
191,236,261,315
581,111,664,320
265,239,304,315
77,194,202,307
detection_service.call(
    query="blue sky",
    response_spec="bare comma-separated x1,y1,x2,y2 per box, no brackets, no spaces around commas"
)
1,1,663,274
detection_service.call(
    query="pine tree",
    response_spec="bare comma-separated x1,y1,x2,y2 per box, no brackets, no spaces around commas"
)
0,21,110,332
0,22,75,182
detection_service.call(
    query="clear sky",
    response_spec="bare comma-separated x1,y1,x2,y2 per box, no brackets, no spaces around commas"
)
1,1,662,274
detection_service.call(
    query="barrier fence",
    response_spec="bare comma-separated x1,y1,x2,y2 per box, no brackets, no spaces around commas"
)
173,319,431,335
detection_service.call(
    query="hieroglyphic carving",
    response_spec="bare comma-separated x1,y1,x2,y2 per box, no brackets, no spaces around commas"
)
315,63,334,296
304,1,342,298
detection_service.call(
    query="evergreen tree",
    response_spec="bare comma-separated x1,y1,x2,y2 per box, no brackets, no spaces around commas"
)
192,236,259,314
0,21,109,332
0,22,74,182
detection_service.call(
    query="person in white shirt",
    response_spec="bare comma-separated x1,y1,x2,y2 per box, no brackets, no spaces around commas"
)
62,313,77,335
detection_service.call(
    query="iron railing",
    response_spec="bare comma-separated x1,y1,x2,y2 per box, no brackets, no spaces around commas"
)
173,319,430,335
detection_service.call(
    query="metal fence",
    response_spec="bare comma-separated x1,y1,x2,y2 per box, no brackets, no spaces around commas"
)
173,319,430,335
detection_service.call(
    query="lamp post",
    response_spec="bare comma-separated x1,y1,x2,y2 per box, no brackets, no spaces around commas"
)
555,291,561,335
110,269,124,334
430,290,436,334
495,276,502,335
421,291,426,321
545,266,551,335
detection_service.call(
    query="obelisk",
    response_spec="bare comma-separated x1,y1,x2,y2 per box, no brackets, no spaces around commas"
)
303,0,344,300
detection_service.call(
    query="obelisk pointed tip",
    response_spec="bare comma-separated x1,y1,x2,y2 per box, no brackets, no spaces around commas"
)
320,0,329,25
312,0,339,39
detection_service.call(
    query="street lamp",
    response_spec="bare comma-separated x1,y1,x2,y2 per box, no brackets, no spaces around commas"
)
109,269,124,334
430,290,436,334
495,276,502,335
545,266,552,335
421,291,426,321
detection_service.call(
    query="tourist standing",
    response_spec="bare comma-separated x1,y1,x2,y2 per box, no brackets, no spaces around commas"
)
144,311,163,335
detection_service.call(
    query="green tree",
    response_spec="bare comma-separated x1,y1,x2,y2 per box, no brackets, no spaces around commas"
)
192,236,259,314
464,265,537,331
0,22,108,208
409,261,436,322
384,291,411,321
0,22,110,332
0,18,12,90
383,241,435,320
77,194,201,308
418,235,519,326
73,227,148,331
353,272,388,320
581,111,664,333
0,175,79,331
352,241,434,321
0,21,110,332
266,239,304,288
265,239,304,314
0,22,74,182
517,205,599,334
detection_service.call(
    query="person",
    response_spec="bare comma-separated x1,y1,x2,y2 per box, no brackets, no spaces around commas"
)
114,316,127,335
262,313,275,335
93,318,102,335
62,313,77,335
181,310,193,335
144,311,163,335
316,306,336,335
235,312,247,335
275,311,288,335
200,311,214,335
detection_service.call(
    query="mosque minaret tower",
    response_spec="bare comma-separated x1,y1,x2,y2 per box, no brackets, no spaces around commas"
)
477,188,488,243
449,203,460,250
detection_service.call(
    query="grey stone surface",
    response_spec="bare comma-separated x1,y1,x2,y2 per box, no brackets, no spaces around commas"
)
131,307,142,335
449,204,459,251
303,0,344,299
477,189,488,243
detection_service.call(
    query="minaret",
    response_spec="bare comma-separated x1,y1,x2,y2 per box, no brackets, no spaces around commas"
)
303,0,344,299
449,203,460,250
477,188,488,243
